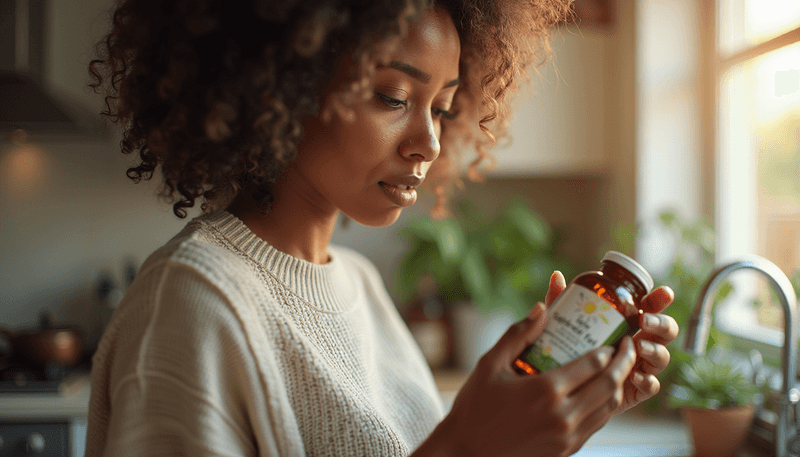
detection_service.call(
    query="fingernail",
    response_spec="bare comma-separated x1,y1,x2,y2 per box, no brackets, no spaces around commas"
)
639,340,655,356
633,372,645,384
528,302,545,319
644,313,660,330
550,270,565,286
662,286,675,301
623,336,635,351
599,345,615,360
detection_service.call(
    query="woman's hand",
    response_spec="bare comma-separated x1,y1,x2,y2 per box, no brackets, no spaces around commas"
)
547,271,679,414
416,302,638,457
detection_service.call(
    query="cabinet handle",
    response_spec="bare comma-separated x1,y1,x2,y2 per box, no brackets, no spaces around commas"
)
26,432,45,453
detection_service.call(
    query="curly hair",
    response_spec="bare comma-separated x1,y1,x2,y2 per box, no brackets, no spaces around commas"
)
89,0,573,218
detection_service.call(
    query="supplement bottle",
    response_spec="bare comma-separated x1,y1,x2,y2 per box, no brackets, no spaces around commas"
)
513,251,654,375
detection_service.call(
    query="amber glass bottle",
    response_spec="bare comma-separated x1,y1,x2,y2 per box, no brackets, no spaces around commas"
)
514,251,653,375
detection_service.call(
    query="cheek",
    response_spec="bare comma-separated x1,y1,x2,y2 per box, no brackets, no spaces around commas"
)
338,113,401,162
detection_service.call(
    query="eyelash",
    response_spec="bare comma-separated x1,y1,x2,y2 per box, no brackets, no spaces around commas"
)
375,92,457,121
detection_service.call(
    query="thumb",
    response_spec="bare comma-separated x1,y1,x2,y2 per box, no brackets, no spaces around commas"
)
545,270,567,308
486,302,548,369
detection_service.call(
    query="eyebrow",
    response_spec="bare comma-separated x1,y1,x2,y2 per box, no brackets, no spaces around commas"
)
387,61,460,88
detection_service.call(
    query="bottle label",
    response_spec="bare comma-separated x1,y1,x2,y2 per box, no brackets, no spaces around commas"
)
525,284,628,371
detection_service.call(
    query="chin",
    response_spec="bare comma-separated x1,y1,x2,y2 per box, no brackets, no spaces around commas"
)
346,208,404,228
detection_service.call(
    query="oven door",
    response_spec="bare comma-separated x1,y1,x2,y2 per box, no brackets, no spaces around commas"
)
0,420,69,457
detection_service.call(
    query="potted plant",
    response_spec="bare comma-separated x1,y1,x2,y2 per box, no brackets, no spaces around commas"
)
395,197,576,370
667,353,759,457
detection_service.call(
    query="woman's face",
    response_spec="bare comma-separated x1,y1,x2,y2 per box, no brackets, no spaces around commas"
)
290,7,461,227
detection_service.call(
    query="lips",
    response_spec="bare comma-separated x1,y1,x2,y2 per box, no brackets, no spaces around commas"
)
379,175,423,207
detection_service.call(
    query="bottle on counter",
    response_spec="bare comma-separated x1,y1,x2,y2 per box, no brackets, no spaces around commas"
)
514,251,654,375
96,272,124,334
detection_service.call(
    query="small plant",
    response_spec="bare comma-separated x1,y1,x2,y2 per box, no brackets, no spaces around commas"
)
667,354,759,410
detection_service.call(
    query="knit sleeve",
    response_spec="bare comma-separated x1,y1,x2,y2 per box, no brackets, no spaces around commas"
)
88,259,274,457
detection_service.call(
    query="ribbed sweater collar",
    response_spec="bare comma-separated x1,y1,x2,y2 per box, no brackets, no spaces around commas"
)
203,211,358,313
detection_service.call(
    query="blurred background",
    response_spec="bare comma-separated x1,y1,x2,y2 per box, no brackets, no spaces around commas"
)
1,0,799,455
1,0,797,353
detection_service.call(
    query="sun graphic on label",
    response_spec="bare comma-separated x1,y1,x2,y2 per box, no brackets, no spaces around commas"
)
543,346,552,356
583,302,611,324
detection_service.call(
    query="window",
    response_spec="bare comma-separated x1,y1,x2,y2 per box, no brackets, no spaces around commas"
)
714,0,800,347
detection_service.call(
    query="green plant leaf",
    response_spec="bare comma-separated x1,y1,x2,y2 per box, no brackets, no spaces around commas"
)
394,198,574,317
433,218,466,266
487,274,528,319
488,222,523,264
612,222,637,255
394,241,436,303
668,354,758,409
504,263,532,292
397,220,437,243
459,247,493,304
504,199,552,250
453,199,488,233
658,209,681,231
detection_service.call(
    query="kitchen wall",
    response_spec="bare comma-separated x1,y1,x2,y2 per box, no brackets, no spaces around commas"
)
0,0,634,345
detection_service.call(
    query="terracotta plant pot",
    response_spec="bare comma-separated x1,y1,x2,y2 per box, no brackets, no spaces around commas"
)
682,405,755,457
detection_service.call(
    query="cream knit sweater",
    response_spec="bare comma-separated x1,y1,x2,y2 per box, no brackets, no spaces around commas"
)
85,211,445,456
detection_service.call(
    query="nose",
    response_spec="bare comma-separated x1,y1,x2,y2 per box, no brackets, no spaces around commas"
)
399,113,441,163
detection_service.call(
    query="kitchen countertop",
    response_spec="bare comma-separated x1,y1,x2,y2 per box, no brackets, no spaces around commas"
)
0,373,91,419
0,369,778,456
574,408,692,456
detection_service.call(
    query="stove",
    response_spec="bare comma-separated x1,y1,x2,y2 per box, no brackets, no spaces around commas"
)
0,356,90,394
0,356,92,457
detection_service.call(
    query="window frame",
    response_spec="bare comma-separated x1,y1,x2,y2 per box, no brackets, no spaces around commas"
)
703,0,800,367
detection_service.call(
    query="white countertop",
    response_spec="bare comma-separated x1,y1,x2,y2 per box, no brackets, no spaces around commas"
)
574,409,692,456
0,373,91,420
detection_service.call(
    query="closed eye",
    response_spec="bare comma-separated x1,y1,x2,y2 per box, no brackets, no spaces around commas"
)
434,108,457,121
376,92,407,109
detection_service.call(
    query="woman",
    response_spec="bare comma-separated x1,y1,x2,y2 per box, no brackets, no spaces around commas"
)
85,0,679,456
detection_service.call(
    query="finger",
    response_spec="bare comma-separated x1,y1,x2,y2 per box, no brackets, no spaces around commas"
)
545,270,567,308
572,393,618,453
579,355,661,431
638,313,680,345
615,371,661,415
629,371,660,400
570,336,637,412
632,337,671,376
484,302,548,370
640,286,675,314
545,345,616,396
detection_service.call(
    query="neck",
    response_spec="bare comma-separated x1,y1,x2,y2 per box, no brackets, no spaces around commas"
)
226,169,338,264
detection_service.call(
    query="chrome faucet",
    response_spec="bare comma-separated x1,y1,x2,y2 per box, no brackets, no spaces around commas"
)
683,255,798,457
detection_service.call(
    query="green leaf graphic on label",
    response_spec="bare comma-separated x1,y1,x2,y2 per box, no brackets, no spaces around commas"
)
602,321,630,346
526,346,560,371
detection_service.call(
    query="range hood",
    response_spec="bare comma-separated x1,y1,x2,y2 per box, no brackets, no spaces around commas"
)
0,0,108,139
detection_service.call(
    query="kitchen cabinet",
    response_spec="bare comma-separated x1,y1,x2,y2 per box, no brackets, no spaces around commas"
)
488,28,611,177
